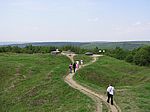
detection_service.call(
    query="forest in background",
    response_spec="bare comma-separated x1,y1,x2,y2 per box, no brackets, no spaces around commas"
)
0,44,150,67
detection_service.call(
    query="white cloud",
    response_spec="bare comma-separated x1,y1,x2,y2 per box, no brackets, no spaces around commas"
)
88,17,99,22
9,1,49,12
111,21,150,36
113,27,121,31
133,21,142,26
126,23,150,33
9,1,33,6
32,26,39,30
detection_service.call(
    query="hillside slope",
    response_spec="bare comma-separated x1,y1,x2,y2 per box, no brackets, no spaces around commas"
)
0,53,95,112
75,56,150,112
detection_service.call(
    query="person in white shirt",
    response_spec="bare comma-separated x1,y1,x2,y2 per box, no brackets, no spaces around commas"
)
107,84,115,105
80,60,83,65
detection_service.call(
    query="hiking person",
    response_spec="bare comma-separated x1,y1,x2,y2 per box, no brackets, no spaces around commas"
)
73,62,76,73
107,84,115,105
69,63,72,73
80,60,83,65
76,61,79,70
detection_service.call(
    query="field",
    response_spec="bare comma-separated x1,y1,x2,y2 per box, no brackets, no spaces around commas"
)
0,53,95,112
1,53,150,112
75,56,150,112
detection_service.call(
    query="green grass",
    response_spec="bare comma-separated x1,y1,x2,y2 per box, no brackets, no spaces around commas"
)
102,102,108,112
75,56,150,112
73,54,93,64
0,53,95,112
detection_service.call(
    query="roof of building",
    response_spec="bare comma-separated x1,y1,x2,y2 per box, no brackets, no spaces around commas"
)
85,52,93,55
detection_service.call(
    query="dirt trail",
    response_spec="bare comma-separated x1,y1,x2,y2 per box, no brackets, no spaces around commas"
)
63,53,121,112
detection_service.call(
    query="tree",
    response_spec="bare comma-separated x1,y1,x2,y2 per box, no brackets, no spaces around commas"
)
12,46,22,53
114,47,128,60
93,47,99,54
24,45,34,54
133,46,150,66
125,53,133,63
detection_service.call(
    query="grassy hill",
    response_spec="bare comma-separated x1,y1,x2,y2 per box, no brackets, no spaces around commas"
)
75,55,150,112
0,53,95,112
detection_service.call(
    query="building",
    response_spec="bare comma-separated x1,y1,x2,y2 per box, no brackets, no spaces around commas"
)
85,52,93,55
51,49,61,55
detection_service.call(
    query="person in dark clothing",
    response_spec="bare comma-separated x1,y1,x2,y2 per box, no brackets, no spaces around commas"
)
73,63,76,73
69,63,72,73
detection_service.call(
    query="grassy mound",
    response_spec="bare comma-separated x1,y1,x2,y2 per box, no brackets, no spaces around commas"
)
0,53,95,112
75,56,150,112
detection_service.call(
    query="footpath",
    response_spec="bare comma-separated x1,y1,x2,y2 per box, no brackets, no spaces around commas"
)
62,52,121,112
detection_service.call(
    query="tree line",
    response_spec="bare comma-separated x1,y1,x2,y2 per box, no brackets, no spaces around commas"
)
106,45,150,66
0,45,89,54
0,45,149,66
0,45,56,54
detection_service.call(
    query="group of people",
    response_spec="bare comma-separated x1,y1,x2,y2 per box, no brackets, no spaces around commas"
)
69,60,115,106
69,60,83,73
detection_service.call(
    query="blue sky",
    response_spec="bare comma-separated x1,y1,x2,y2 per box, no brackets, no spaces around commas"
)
0,0,150,42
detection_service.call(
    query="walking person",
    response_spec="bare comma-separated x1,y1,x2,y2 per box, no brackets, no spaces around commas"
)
107,84,115,105
73,62,76,73
69,63,72,73
80,60,83,65
76,61,79,70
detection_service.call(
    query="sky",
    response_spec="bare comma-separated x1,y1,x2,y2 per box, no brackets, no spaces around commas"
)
0,0,150,42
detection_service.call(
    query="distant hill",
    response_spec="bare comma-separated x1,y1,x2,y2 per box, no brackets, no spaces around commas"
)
80,41,150,50
0,42,25,46
0,41,150,50
0,42,89,48
26,42,88,47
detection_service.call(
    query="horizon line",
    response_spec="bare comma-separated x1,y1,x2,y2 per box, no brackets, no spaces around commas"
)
0,40,150,43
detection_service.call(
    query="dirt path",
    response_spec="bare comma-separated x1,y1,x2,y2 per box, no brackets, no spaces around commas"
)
63,53,121,112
